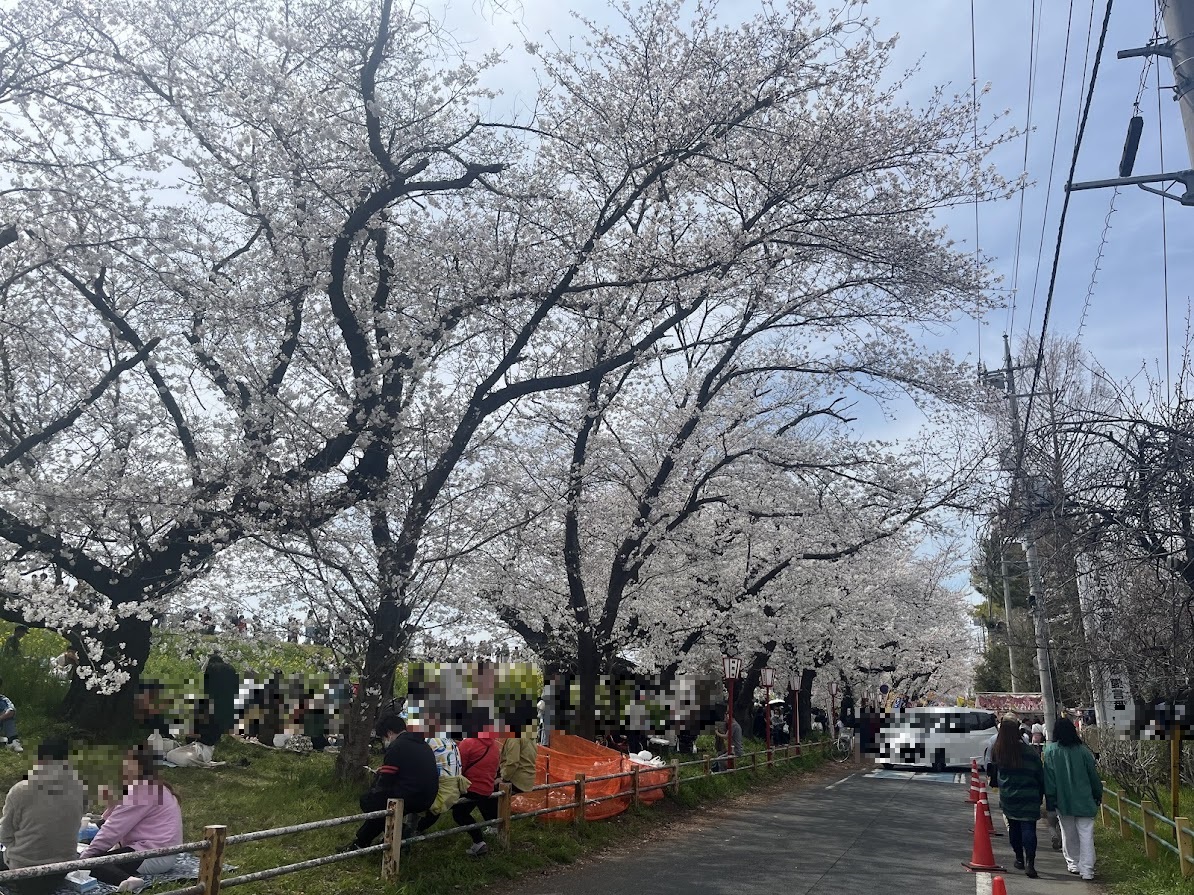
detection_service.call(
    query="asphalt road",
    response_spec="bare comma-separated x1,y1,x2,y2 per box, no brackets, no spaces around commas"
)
514,767,1094,895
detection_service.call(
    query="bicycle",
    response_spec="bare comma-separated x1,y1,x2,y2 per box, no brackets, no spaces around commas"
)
831,727,855,763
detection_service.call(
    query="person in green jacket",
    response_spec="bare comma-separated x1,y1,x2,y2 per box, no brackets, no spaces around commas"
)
1044,716,1102,881
989,717,1045,878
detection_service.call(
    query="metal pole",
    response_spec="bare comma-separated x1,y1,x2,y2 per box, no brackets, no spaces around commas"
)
793,688,801,745
1162,0,1194,168
726,677,736,771
764,683,772,763
1003,335,1058,735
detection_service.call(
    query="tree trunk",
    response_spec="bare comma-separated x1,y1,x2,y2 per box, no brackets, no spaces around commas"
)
799,668,816,738
63,614,153,733
575,631,599,741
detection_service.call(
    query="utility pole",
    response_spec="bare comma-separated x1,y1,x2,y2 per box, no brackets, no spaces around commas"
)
999,543,1025,693
1001,335,1058,733
1069,0,1194,204
1162,0,1194,169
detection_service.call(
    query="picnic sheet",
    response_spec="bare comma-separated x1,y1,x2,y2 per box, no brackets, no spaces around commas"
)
0,853,234,895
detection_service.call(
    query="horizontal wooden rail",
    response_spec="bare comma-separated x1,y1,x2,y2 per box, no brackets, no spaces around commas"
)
1101,785,1194,878
0,840,212,882
0,739,827,890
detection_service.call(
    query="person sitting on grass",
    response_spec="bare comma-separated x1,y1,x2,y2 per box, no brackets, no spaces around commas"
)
134,682,179,759
413,727,468,834
49,648,79,680
0,686,23,752
0,738,89,895
2,625,27,656
163,698,225,768
339,715,439,853
82,746,184,893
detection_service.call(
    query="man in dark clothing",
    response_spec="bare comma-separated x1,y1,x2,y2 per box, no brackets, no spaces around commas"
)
203,653,240,736
2,625,27,656
342,716,438,851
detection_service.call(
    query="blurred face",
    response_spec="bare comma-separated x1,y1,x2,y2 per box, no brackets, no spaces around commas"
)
121,756,140,785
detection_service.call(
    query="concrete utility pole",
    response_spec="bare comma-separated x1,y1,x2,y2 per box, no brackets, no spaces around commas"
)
1162,0,1194,169
1001,336,1058,733
999,545,1025,693
1068,0,1194,204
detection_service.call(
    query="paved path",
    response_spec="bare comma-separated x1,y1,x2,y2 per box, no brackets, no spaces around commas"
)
515,767,1099,895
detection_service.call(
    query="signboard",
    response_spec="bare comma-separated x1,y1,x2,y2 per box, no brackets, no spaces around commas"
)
975,692,1045,714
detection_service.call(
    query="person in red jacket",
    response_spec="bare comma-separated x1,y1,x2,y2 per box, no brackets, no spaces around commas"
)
452,717,501,857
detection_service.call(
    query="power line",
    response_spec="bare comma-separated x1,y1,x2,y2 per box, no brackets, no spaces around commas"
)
1024,0,1078,338
1011,0,1115,508
1156,49,1172,397
1008,0,1042,337
971,0,982,368
1079,5,1164,342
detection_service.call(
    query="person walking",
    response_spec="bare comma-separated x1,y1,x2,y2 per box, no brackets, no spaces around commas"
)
989,716,1045,878
1044,716,1102,881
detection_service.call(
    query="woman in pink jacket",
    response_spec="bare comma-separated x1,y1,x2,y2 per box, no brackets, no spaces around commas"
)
81,747,183,893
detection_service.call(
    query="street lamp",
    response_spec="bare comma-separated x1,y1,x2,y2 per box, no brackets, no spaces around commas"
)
761,667,775,762
828,680,840,738
721,654,742,770
789,675,801,746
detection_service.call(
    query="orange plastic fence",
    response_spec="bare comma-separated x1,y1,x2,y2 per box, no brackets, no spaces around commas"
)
509,732,669,822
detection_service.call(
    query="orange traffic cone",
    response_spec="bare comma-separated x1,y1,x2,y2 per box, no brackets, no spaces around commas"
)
991,876,1008,895
966,759,980,803
970,780,1005,837
980,780,1004,837
962,796,1005,872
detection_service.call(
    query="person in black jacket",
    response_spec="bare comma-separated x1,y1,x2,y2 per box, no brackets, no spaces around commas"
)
341,715,439,851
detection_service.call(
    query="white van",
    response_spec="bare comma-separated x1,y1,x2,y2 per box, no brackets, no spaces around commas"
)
875,706,999,771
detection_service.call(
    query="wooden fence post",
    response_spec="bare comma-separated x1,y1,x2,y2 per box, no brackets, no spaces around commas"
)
199,825,226,895
382,798,404,883
1177,816,1194,879
1116,792,1129,840
1099,798,1110,827
497,783,512,849
632,766,641,806
767,748,773,769
1141,800,1159,859
703,756,711,777
671,759,680,796
751,751,757,771
574,774,587,828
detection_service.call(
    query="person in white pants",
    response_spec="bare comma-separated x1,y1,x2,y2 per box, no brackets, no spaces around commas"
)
1043,716,1103,881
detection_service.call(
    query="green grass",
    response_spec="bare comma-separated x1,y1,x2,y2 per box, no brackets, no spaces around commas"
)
0,733,827,895
0,619,831,895
1094,819,1194,894
1093,780,1194,893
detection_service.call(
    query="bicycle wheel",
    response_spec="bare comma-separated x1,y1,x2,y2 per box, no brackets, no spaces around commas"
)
831,737,852,763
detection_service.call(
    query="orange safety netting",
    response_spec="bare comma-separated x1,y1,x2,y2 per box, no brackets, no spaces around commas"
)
509,732,671,822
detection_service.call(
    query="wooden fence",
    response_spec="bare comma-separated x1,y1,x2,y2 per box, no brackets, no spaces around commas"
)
1099,784,1194,878
0,740,828,894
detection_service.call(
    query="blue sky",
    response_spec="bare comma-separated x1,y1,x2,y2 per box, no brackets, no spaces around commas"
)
454,0,1191,393
444,0,1192,601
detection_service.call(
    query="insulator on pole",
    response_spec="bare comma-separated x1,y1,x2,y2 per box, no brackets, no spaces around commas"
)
1119,115,1145,178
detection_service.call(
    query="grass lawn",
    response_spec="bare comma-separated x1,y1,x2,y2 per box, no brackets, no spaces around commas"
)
1091,781,1194,894
0,624,829,895
1,735,827,895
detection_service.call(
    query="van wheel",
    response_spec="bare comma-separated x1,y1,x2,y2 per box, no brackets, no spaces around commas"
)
931,749,946,772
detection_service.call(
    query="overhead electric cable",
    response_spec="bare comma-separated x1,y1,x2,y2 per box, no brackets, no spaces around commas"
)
1008,0,1044,336
1078,6,1162,342
1156,54,1171,397
1011,0,1114,508
1024,0,1078,337
971,0,982,368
